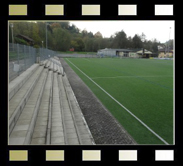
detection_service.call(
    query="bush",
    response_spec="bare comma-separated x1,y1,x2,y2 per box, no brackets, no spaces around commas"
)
14,37,28,45
33,45,40,48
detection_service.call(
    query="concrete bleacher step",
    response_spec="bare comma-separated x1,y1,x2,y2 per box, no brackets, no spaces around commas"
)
57,75,80,145
53,63,57,72
45,60,51,68
9,57,95,145
30,70,53,145
9,66,44,134
44,60,49,67
57,74,94,145
50,73,66,145
9,63,39,100
39,60,48,66
62,75,94,145
56,64,61,75
49,61,53,71
49,58,64,75
56,65,64,76
9,68,48,145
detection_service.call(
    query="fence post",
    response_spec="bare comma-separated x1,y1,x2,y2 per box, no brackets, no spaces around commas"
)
32,48,34,64
29,46,31,66
41,48,42,61
24,45,26,71
17,43,20,76
32,48,33,64
17,43,19,65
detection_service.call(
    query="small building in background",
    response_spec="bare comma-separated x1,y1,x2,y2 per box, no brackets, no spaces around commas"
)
158,48,174,58
97,48,131,57
135,49,152,58
97,48,152,58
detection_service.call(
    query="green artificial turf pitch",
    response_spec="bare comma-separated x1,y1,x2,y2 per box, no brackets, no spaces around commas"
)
65,57,174,145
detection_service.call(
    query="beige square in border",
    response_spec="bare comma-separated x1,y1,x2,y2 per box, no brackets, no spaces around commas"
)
82,5,100,15
118,5,137,15
46,150,64,161
9,150,28,161
45,5,64,15
9,5,27,15
82,150,101,161
119,150,137,161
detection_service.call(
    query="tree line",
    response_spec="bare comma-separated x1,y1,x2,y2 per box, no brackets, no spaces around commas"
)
9,21,173,53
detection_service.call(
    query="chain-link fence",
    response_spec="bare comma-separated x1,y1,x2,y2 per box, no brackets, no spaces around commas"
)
9,43,56,82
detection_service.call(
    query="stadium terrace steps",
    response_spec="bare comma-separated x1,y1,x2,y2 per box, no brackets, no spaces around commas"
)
9,63,39,100
61,75,94,145
9,68,48,145
44,58,64,75
9,57,95,145
9,66,44,134
50,73,65,145
30,70,53,145
39,59,48,66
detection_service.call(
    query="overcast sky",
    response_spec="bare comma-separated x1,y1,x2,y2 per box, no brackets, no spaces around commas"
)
70,21,174,43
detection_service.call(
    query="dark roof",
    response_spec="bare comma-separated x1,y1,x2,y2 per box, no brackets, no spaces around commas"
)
16,34,34,42
158,48,173,53
99,48,146,52
129,48,142,52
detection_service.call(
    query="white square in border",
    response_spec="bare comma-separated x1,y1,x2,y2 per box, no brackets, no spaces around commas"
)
155,150,174,161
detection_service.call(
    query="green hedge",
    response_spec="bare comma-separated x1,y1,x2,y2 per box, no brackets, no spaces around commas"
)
14,37,29,45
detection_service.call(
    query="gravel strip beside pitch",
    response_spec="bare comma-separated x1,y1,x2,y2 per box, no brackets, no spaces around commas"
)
60,58,137,145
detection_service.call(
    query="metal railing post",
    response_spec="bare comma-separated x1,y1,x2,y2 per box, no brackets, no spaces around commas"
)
17,43,20,75
29,46,31,67
24,45,26,71
17,43,19,65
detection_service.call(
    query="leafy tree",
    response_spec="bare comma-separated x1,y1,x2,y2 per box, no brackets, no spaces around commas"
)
14,37,29,45
94,31,103,38
9,21,169,53
9,24,12,43
71,38,85,51
165,39,174,50
59,22,70,29
132,34,143,48
112,30,128,48
53,27,71,51
84,38,94,51
87,31,94,38
151,39,159,53
68,24,79,34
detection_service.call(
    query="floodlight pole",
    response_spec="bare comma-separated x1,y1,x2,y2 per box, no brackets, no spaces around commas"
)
10,23,14,51
46,22,48,49
141,33,145,58
167,27,171,57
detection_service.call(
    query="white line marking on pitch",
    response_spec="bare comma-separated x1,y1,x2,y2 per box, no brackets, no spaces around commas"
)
66,58,169,145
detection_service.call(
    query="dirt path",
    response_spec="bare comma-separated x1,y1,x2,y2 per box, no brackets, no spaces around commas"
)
60,58,136,144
